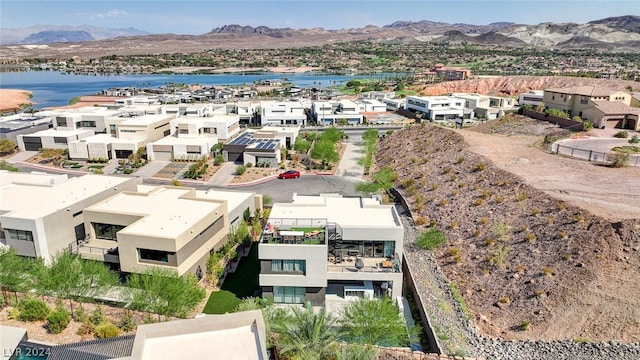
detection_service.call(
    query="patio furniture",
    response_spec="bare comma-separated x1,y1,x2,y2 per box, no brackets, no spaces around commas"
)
381,260,393,268
305,230,321,238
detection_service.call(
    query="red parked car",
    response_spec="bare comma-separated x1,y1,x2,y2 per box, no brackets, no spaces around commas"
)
278,170,300,179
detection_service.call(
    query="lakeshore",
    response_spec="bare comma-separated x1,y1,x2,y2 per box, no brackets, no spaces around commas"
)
0,89,32,113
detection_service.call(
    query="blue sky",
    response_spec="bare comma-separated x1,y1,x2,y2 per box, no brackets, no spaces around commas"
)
1,0,638,34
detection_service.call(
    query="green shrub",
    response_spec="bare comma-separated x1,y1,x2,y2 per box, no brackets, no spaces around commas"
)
76,322,94,336
214,154,224,166
74,305,89,323
47,309,71,334
246,162,253,168
629,135,639,144
614,131,629,138
545,108,570,119
416,229,446,250
94,322,121,339
118,310,137,332
8,307,20,320
608,153,630,168
583,120,593,131
90,305,106,326
18,298,50,322
236,165,246,175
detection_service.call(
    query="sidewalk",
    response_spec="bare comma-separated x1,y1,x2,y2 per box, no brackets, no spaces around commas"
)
5,151,37,164
335,141,364,181
206,162,238,186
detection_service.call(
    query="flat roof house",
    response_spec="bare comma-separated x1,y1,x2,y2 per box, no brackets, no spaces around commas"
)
50,107,124,133
223,129,296,167
311,100,364,126
518,90,544,107
146,114,239,161
2,310,268,360
0,113,52,141
259,101,308,127
68,114,174,160
0,172,139,264
259,194,403,310
405,96,464,121
77,185,261,277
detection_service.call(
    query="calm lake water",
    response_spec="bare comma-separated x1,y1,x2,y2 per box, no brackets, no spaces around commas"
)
0,70,386,109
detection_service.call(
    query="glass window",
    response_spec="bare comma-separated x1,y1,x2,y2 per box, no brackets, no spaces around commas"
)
138,248,174,263
271,260,305,273
92,223,125,240
7,229,34,242
273,286,305,304
56,117,67,127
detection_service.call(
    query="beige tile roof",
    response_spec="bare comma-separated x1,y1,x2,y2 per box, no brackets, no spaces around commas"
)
545,85,619,97
592,100,640,115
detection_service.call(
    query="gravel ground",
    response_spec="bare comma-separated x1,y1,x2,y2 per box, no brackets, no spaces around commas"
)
400,212,640,360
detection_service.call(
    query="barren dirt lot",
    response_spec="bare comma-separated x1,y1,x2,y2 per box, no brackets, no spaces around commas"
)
461,120,640,222
378,118,640,343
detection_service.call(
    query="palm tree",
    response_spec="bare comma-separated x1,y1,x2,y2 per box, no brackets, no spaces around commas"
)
273,306,341,360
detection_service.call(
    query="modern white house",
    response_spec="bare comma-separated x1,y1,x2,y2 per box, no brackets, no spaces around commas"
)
356,99,388,113
0,112,52,141
405,96,465,121
145,113,239,161
518,90,544,107
2,310,268,360
75,185,261,276
258,194,404,309
450,93,516,120
67,114,174,160
259,100,307,126
15,107,125,151
311,100,364,125
0,172,139,264
383,98,406,112
50,107,124,133
17,128,94,152
223,126,299,166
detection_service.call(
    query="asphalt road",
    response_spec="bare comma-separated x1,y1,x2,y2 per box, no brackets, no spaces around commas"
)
144,175,362,204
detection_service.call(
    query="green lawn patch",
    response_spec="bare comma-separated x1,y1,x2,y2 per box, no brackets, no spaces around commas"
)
203,243,260,314
203,290,241,314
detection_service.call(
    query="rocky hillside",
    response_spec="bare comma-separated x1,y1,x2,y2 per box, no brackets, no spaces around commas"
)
376,122,640,341
415,76,640,97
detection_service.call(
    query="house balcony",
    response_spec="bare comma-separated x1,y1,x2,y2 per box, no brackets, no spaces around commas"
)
260,218,331,245
71,238,120,263
261,229,326,245
326,256,400,274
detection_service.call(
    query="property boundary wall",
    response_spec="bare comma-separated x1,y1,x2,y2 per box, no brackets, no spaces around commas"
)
523,109,584,131
551,143,640,166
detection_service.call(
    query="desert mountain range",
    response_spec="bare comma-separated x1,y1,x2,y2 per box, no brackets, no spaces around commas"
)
0,16,638,59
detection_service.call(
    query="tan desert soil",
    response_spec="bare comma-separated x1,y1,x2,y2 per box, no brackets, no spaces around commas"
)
0,89,32,112
377,118,640,342
461,118,640,221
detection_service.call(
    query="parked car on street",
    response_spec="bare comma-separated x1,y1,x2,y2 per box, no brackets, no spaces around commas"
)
278,170,300,179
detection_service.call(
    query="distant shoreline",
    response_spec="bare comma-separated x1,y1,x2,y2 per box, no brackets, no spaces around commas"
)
152,66,323,74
